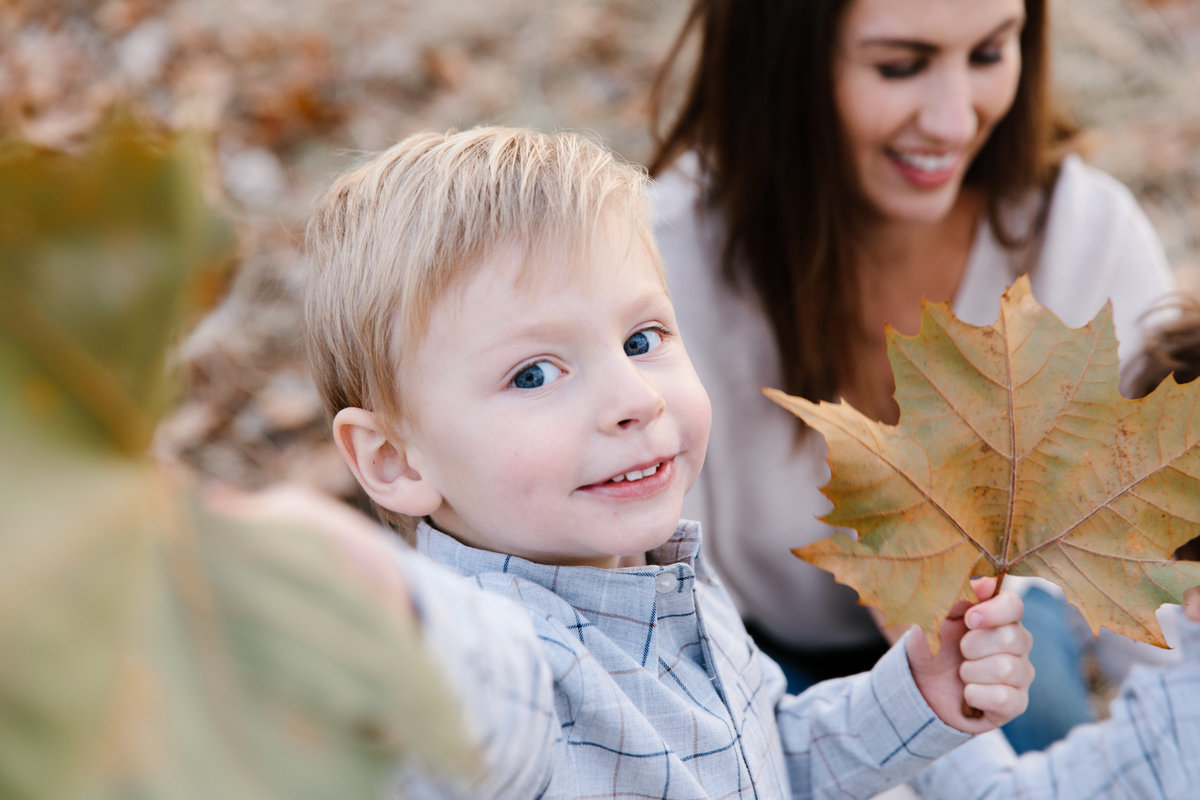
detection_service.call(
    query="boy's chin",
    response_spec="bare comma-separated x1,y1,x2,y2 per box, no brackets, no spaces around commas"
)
615,551,650,568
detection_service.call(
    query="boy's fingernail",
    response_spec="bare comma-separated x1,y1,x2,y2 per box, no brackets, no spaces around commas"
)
965,611,982,629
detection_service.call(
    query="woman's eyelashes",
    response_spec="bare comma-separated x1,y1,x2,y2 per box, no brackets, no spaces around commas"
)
969,43,1005,66
875,42,1006,79
510,360,563,389
877,59,925,79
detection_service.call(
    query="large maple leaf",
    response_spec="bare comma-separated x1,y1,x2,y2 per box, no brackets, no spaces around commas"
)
765,276,1200,652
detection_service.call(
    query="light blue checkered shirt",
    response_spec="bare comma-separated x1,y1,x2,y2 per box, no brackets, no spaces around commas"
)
393,520,1200,799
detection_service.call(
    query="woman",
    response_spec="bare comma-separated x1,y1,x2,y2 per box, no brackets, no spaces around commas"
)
648,0,1176,753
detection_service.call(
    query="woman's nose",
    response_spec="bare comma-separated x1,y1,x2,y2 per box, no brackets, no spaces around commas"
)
918,66,978,146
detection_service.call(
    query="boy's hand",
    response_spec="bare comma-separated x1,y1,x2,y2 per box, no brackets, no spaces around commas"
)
207,483,415,618
905,577,1034,734
1185,587,1200,624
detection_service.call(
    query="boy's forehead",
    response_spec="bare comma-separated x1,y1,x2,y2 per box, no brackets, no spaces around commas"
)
507,217,667,295
405,211,668,355
425,227,667,331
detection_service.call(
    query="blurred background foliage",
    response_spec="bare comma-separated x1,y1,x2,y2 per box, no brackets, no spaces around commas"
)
3,0,1196,508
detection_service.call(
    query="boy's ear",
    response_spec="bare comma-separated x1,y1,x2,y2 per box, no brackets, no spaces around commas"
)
331,407,443,518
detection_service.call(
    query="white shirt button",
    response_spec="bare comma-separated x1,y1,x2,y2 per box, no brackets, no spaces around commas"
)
654,571,679,594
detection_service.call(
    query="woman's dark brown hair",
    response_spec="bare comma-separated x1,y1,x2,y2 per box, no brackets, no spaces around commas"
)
649,0,1067,406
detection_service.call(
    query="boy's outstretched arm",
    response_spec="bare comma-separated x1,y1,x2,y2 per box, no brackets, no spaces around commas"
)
770,577,1030,798
904,578,1034,734
209,484,559,798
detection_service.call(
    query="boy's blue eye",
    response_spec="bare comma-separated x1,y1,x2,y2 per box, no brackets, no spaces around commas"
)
624,328,665,356
511,360,562,389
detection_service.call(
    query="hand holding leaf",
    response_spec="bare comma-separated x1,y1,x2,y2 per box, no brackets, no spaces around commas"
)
766,276,1200,652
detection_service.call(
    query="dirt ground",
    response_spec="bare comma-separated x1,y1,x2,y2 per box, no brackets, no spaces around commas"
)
5,0,1199,498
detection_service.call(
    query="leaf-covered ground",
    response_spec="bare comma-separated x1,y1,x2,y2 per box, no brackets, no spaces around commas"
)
6,0,1199,505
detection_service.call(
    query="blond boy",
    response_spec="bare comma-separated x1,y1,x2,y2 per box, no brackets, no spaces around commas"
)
297,126,1195,799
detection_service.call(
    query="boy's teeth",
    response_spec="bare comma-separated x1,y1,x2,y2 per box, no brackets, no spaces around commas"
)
894,151,955,173
610,463,660,483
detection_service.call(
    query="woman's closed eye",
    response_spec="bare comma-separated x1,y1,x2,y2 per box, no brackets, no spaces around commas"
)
877,48,1003,80
874,35,1009,80
877,59,926,80
510,360,563,389
970,42,1005,66
624,326,668,357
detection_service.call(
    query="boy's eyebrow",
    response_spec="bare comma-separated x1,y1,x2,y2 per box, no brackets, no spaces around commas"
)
473,287,673,357
858,17,1023,52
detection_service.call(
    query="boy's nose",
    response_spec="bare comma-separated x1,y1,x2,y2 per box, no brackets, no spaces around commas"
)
603,362,666,433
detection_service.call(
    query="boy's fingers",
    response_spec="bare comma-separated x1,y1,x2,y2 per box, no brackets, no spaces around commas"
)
962,682,1029,721
209,483,413,611
969,576,998,603
1184,586,1200,623
959,653,1035,688
963,590,1024,630
960,623,1032,661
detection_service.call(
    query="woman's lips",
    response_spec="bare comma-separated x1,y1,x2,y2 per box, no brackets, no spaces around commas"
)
887,148,962,188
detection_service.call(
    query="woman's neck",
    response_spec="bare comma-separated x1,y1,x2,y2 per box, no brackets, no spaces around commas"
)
838,189,985,423
855,189,984,315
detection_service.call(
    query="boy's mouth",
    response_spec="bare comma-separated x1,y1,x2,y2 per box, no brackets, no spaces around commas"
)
581,457,673,491
607,462,662,484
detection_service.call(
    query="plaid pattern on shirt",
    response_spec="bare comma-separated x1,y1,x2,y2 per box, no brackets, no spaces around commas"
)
396,519,1200,799
396,520,973,799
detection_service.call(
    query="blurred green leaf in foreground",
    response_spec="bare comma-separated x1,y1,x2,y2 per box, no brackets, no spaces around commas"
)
0,112,467,800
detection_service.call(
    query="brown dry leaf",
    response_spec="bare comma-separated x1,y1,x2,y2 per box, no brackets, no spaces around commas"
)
765,276,1200,652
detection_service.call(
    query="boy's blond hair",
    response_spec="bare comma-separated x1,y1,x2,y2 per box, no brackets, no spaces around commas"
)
304,126,658,530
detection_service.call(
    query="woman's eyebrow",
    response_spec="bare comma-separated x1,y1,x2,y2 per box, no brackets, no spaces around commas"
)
858,17,1024,53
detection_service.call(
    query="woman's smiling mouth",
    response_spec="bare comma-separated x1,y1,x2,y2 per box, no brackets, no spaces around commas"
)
886,147,963,188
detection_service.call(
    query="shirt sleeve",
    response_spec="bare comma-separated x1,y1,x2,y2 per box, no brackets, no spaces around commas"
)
773,631,973,799
388,545,558,799
910,608,1200,800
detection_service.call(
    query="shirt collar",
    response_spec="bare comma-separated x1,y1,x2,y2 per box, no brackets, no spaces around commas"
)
414,519,704,582
414,520,708,668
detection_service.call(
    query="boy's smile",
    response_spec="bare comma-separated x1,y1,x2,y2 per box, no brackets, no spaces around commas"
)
396,214,712,568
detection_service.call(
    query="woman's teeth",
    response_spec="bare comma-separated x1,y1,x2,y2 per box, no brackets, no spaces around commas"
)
892,151,956,173
609,463,660,483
